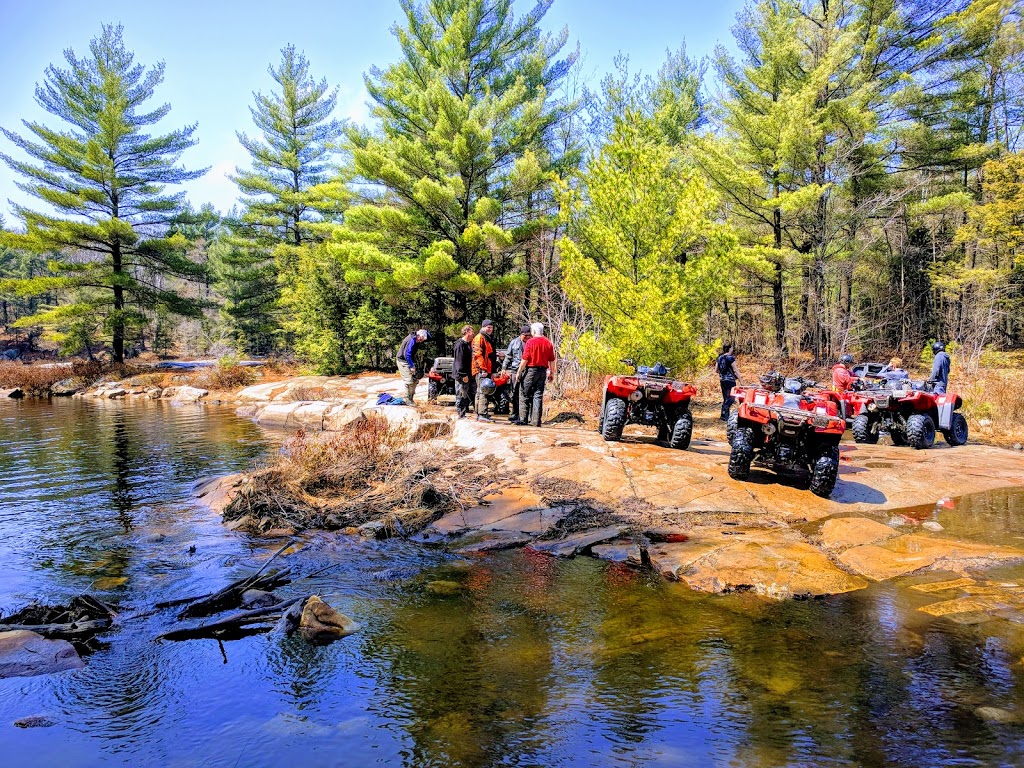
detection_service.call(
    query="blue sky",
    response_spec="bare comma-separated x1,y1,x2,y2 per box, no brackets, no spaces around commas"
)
0,0,745,218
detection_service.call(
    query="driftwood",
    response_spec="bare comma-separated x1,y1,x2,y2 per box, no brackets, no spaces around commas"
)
171,540,296,620
0,594,115,642
158,596,305,641
176,568,291,620
0,619,111,640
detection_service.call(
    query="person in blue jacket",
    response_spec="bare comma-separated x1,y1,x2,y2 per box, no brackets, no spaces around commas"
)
396,328,430,402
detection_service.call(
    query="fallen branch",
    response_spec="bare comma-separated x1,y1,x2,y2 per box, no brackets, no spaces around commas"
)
176,568,291,620
0,618,111,640
158,596,305,641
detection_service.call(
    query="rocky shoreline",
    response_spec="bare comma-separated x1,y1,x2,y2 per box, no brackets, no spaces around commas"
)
179,374,1024,627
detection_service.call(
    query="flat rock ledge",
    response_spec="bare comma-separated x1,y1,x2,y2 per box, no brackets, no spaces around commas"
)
213,374,1024,602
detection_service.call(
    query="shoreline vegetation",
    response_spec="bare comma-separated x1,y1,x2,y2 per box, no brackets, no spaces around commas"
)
4,353,1024,449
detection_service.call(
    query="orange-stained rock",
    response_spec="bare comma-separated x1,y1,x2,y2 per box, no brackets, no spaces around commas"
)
839,533,1024,581
298,596,360,643
817,517,900,550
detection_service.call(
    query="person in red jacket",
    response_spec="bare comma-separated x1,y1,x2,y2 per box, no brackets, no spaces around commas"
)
515,322,556,426
832,354,856,392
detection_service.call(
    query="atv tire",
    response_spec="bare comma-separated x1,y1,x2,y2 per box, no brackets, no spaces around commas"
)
726,411,738,446
427,379,440,402
942,412,969,447
809,445,840,498
906,413,936,450
601,398,627,442
669,410,693,450
851,414,878,444
728,427,754,480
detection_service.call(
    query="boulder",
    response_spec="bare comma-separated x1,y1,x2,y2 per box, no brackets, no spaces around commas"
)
0,388,23,399
323,403,364,431
360,405,421,438
298,596,360,643
51,380,79,396
0,630,84,679
13,715,56,728
168,386,208,403
146,387,163,399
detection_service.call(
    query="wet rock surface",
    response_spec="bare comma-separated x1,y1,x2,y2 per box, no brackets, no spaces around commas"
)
220,374,1024,600
0,630,84,679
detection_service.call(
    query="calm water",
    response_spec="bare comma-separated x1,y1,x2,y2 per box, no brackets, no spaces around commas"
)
2,399,1024,767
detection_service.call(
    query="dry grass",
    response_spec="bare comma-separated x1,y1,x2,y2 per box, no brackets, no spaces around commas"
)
0,360,144,395
223,415,506,535
195,364,258,391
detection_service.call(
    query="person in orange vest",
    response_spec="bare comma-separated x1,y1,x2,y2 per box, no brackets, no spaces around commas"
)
472,319,498,422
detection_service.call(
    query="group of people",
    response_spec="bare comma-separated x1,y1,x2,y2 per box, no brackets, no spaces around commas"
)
395,320,557,426
716,341,953,418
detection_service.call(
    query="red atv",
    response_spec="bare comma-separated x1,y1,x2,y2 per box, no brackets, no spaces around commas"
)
728,373,847,497
599,360,697,450
849,381,968,449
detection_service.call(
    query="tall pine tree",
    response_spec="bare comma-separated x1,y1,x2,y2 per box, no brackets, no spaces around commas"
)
0,24,207,362
328,0,577,354
227,44,345,353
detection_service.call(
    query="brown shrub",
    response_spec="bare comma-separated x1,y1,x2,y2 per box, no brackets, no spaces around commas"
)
197,364,257,391
223,415,505,535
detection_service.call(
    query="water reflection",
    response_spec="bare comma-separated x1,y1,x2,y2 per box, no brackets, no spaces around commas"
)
1,399,1024,767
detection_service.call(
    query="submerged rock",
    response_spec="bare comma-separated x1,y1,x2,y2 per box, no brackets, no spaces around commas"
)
975,706,1020,724
0,630,84,679
0,387,24,398
298,596,360,643
425,580,465,596
13,715,57,728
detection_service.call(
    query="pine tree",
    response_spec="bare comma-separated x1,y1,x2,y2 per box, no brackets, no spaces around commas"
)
0,24,207,362
331,0,578,353
557,110,742,373
228,44,345,354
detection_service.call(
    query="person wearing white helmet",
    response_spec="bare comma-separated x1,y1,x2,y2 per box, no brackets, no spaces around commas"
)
395,328,430,403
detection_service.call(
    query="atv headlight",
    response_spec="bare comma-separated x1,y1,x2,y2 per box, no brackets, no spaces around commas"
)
629,390,643,402
867,402,877,412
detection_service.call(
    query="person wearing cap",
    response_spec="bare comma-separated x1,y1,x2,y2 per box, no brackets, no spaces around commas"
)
930,342,950,394
831,353,856,393
452,324,476,418
396,328,430,403
515,322,556,427
472,319,498,421
502,324,532,423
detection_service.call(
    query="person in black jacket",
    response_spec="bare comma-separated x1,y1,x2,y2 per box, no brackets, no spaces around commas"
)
452,324,475,418
716,343,741,420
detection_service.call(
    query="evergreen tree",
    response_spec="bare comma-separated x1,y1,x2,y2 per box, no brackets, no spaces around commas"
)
558,110,742,373
228,44,345,354
327,0,578,356
0,24,207,362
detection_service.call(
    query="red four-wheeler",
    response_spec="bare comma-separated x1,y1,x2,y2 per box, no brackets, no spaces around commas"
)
848,382,968,449
728,373,847,497
599,360,697,450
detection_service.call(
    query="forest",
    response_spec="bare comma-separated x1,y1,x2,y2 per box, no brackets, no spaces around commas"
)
1,0,1022,379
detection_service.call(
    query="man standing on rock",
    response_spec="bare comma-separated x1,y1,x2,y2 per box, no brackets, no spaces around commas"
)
515,322,556,427
502,324,531,423
453,324,475,418
472,319,498,422
396,328,430,403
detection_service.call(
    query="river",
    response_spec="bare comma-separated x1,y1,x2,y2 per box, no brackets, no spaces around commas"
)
2,398,1024,767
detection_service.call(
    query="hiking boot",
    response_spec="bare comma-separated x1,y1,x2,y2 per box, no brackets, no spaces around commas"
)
476,414,493,422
